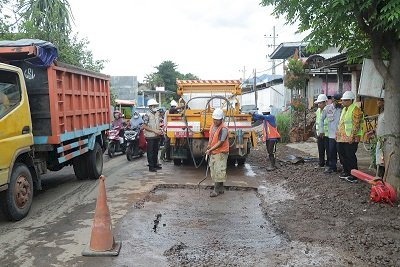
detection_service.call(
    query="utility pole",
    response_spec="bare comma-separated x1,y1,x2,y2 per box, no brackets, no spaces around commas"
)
253,68,258,109
239,66,246,82
265,26,278,75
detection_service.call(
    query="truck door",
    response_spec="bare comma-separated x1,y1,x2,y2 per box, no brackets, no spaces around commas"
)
0,68,33,186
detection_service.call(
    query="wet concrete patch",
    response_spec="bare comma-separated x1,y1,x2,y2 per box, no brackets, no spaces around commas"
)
115,187,286,266
76,184,359,267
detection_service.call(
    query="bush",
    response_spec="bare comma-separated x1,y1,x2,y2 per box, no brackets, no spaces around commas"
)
276,112,292,143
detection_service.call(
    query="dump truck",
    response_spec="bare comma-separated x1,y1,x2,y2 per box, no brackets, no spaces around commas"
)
166,80,256,166
0,40,110,221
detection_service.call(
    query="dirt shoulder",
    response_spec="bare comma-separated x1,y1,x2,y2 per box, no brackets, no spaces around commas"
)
248,143,400,267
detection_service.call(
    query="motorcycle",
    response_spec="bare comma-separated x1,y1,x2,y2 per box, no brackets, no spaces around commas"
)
107,125,126,158
125,127,145,161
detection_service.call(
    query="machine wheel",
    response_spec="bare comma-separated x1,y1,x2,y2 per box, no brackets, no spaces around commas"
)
73,154,89,180
173,159,181,166
1,163,33,221
88,142,103,180
108,142,115,158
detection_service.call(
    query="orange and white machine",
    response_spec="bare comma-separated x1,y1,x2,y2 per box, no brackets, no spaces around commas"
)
166,80,256,166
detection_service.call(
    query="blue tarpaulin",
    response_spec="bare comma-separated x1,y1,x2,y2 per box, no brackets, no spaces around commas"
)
0,39,58,67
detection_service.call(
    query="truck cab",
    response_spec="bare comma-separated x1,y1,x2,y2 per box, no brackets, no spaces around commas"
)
0,63,35,221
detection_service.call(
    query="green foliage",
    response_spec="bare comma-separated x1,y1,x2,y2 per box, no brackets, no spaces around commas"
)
144,60,199,92
276,112,292,143
155,61,178,92
0,0,106,72
284,57,307,91
260,0,400,62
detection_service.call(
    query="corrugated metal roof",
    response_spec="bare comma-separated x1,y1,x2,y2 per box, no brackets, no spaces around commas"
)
269,42,308,59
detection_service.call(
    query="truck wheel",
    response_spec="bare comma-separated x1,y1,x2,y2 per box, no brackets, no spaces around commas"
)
237,158,246,165
108,142,115,158
1,163,33,221
88,142,103,180
73,155,89,180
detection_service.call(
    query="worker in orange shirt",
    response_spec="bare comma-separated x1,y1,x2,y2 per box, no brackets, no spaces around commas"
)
205,108,229,197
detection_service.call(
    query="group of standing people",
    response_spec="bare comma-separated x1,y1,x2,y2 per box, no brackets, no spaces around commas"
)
315,91,374,183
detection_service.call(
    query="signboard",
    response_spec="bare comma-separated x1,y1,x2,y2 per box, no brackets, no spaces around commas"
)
155,86,165,91
358,58,387,98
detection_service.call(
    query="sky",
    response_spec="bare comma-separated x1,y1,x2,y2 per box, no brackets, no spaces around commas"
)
68,0,307,82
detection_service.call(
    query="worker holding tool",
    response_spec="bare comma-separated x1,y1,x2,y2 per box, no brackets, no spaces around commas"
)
336,91,364,183
252,106,281,171
206,108,229,197
319,93,342,173
315,94,329,169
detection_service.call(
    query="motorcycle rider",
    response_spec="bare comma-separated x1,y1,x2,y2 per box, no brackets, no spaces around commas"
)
112,110,126,129
112,110,126,142
130,111,143,129
130,110,146,153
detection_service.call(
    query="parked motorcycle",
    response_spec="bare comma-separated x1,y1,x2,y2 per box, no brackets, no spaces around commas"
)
125,127,145,161
107,125,126,158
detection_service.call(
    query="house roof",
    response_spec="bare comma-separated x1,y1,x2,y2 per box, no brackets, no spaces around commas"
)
269,42,308,59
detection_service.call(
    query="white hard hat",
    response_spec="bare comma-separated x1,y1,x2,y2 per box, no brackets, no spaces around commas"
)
260,106,271,113
341,91,355,100
212,108,224,120
147,98,159,106
314,94,328,104
170,100,178,107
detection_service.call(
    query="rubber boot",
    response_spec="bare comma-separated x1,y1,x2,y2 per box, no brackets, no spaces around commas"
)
218,182,225,194
210,182,222,197
266,155,276,171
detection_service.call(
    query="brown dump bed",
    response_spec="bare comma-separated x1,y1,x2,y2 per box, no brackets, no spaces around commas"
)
0,44,111,145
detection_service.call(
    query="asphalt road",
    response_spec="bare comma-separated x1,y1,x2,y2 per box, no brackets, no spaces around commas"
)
0,152,260,267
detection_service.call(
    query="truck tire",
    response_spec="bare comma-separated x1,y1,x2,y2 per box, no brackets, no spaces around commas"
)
88,142,103,180
73,155,89,180
1,163,33,221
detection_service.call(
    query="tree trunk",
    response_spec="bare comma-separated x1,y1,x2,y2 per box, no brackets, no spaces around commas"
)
382,46,400,197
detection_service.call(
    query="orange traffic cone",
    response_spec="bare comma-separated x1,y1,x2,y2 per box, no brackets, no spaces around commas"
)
82,175,121,256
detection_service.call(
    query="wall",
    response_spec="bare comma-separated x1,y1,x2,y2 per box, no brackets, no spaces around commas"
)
110,76,138,100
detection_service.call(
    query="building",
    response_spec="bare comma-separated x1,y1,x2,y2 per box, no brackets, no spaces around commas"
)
110,76,138,101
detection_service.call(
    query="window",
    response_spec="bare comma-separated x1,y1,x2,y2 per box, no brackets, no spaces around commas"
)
0,70,22,118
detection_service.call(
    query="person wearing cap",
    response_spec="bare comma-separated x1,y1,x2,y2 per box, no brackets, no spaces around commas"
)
143,98,163,172
206,108,229,197
252,106,281,171
319,93,342,173
366,95,385,177
315,94,329,168
336,91,364,183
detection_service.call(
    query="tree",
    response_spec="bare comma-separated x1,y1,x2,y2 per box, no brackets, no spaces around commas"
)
261,0,400,194
0,0,106,72
155,60,180,92
179,72,200,80
144,60,200,92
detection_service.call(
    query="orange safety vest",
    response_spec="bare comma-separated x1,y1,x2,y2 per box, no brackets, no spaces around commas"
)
262,121,281,142
208,123,229,154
